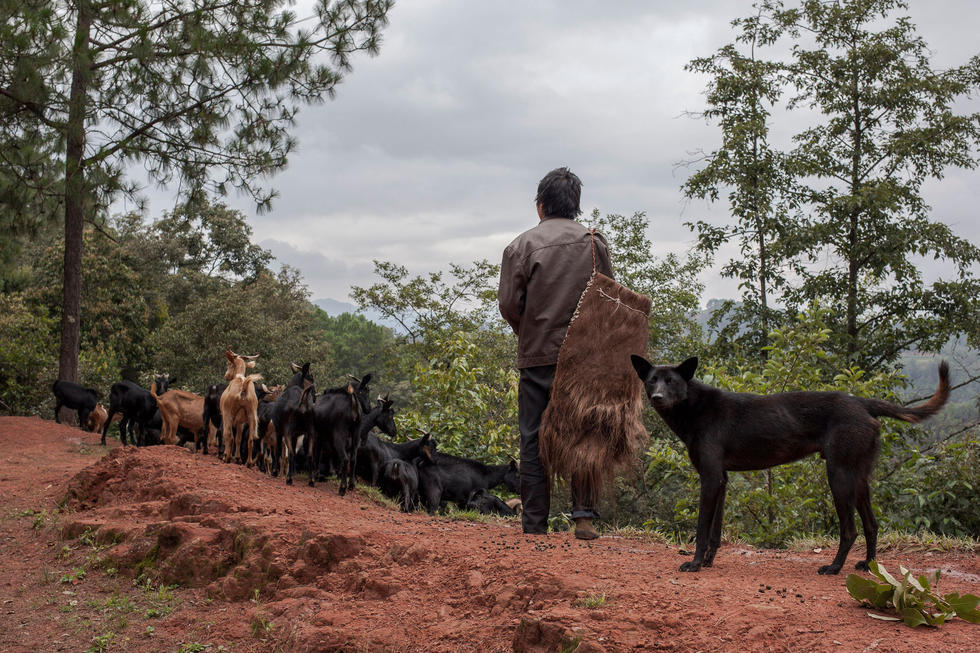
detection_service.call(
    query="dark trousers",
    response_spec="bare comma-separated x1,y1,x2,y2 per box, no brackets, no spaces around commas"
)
519,365,599,533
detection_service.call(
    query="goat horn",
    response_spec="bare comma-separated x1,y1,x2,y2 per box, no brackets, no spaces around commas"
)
384,393,390,402
347,374,360,383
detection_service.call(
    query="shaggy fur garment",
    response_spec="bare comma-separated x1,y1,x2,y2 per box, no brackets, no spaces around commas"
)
539,273,652,508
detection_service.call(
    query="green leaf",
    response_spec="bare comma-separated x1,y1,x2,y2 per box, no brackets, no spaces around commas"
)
868,612,901,622
945,593,980,624
899,608,928,628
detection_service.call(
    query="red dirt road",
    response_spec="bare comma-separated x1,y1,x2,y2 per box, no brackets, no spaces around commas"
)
0,416,977,652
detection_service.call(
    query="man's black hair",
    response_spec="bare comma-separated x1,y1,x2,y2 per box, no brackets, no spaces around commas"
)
535,167,582,218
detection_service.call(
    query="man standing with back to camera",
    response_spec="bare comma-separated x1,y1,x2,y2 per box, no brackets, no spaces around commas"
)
498,167,613,539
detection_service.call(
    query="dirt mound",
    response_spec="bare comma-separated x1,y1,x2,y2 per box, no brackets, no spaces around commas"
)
1,416,978,652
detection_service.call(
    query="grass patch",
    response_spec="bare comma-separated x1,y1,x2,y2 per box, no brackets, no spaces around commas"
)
442,505,517,524
355,485,400,510
604,525,675,544
788,531,979,555
575,592,608,609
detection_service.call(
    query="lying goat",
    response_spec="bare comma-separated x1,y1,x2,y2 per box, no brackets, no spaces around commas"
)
415,444,520,515
466,488,517,516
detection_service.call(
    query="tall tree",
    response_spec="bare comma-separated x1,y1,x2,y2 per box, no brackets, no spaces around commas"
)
767,0,980,367
682,7,795,355
0,0,392,383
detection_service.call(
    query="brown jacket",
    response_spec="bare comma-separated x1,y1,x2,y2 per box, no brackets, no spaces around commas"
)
498,216,613,368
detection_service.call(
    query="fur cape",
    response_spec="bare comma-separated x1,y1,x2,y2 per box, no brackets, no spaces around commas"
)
539,272,652,508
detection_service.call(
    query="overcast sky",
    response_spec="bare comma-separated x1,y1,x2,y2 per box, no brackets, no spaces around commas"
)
135,0,980,306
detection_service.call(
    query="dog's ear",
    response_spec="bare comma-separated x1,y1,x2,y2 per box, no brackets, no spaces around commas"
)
677,357,698,381
631,354,654,381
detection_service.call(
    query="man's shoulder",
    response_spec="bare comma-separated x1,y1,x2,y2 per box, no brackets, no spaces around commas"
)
507,218,590,253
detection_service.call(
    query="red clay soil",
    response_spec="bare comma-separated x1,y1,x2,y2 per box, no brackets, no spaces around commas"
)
0,417,977,653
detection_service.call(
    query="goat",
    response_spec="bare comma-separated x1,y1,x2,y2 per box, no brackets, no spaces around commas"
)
51,380,99,431
255,383,286,473
200,382,227,455
86,403,115,434
312,374,373,494
100,375,168,446
466,488,517,516
149,377,206,447
219,349,262,465
267,361,317,481
369,431,437,511
416,449,520,515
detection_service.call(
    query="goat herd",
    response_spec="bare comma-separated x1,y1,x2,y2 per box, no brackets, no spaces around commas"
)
50,349,521,518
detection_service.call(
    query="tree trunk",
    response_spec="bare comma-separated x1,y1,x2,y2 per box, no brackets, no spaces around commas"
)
58,1,92,388
846,38,861,363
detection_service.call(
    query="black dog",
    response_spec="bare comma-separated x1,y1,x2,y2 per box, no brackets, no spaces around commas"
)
631,355,949,575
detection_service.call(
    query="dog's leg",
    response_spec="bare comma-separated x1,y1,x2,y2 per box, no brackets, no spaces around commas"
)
703,471,728,567
682,470,725,572
820,464,858,575
854,478,878,571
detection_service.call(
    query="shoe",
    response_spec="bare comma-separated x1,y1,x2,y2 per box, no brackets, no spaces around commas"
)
574,518,599,540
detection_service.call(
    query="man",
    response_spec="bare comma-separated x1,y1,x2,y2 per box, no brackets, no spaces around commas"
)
498,167,613,539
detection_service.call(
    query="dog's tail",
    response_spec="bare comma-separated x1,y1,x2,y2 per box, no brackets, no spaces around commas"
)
861,361,950,423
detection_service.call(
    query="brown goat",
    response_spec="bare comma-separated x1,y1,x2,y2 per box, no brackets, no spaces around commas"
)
86,403,116,434
151,386,205,446
220,349,262,465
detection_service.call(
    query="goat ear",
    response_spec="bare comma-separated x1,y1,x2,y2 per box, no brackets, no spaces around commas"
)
631,354,653,382
302,362,310,376
676,356,699,381
346,384,354,395
360,372,373,387
508,459,518,471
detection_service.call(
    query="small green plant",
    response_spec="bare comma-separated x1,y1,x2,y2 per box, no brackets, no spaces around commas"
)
846,560,980,627
86,631,114,653
250,613,275,638
61,567,86,584
576,593,607,609
32,509,50,533
176,644,208,653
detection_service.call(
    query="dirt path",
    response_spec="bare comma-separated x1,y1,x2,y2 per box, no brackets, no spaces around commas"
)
0,416,977,652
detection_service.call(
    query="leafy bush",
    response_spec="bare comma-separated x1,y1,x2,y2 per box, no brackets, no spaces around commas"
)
0,293,58,415
396,331,519,464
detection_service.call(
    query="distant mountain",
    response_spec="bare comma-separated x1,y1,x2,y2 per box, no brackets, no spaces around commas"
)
312,298,405,332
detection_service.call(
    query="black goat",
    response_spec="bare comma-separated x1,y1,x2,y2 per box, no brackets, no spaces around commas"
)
200,383,227,455
416,450,520,515
52,380,99,431
367,432,436,511
312,374,373,494
270,362,317,483
100,375,169,446
466,488,517,516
